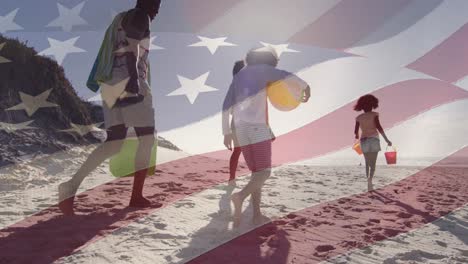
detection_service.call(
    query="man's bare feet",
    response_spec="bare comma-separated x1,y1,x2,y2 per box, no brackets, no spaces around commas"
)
58,181,76,215
231,192,243,228
129,196,151,208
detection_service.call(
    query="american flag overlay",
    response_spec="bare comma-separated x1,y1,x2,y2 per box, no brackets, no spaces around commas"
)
0,0,468,263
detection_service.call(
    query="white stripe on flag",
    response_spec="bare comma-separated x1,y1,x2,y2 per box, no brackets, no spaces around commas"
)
455,75,468,91
199,0,342,41
348,0,468,67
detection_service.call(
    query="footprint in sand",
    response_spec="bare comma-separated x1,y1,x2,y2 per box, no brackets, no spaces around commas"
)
38,203,53,208
397,212,412,219
316,245,335,252
382,210,399,214
403,221,414,228
294,217,308,225
340,240,365,248
286,213,298,219
337,198,349,204
371,233,387,241
153,222,167,229
289,184,301,190
435,240,448,247
268,191,280,197
361,247,373,255
383,249,446,263
277,205,289,213
383,228,402,237
184,172,202,179
118,255,131,261
273,219,288,226
104,189,119,195
76,194,88,199
425,204,434,211
175,201,195,209
79,208,94,213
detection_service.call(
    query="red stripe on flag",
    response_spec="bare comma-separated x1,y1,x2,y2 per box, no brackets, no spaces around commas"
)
206,79,468,164
288,0,411,50
407,23,468,83
189,147,468,263
0,80,466,263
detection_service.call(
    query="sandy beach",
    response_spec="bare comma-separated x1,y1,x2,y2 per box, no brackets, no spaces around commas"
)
1,143,466,263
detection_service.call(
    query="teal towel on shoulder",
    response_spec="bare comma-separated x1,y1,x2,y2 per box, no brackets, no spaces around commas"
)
86,12,126,92
86,11,152,92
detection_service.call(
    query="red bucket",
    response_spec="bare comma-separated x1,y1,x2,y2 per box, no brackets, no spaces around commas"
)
353,141,362,155
385,146,397,165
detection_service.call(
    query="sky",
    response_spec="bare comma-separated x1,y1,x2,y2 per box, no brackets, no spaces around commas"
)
1,0,468,160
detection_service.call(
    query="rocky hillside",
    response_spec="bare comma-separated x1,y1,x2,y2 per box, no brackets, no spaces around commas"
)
0,35,179,167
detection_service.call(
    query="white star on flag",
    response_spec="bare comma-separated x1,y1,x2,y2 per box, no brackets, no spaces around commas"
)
259,41,299,58
167,72,218,104
60,122,103,136
148,36,164,50
0,42,11,64
6,89,58,117
0,120,36,133
100,78,129,108
46,2,88,32
0,8,23,34
38,37,85,65
188,36,236,55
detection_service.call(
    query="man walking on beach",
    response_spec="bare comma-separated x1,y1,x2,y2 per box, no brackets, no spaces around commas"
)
58,0,161,215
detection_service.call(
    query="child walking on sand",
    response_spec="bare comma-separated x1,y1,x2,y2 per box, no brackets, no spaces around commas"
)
354,94,392,191
226,60,245,182
222,47,310,226
226,60,275,182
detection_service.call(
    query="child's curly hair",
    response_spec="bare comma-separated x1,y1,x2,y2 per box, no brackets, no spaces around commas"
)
354,94,379,112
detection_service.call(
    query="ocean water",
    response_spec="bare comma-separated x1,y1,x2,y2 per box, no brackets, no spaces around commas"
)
297,155,461,167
